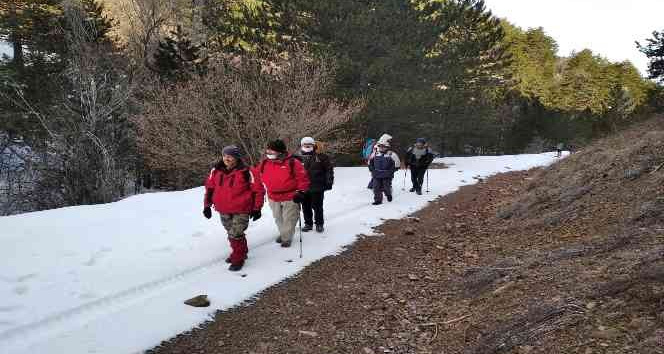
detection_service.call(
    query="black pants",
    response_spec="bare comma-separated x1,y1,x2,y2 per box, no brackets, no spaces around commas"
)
302,192,325,226
410,167,427,192
373,177,393,203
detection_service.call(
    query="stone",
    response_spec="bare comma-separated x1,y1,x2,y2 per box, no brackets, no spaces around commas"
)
298,330,318,337
184,294,210,307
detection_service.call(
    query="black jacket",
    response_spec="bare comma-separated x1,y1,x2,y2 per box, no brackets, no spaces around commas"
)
405,146,434,169
293,150,334,193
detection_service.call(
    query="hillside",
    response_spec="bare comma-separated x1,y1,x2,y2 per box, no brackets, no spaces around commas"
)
151,116,664,354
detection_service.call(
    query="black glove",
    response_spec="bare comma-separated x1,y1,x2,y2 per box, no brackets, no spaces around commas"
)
292,191,305,204
203,206,212,219
250,210,261,221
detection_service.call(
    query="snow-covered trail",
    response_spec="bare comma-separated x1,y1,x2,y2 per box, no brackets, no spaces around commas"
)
0,153,566,354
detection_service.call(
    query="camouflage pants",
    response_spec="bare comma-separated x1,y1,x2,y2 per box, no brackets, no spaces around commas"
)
220,213,250,239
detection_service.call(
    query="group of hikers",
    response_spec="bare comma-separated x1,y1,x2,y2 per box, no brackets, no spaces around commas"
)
202,135,435,271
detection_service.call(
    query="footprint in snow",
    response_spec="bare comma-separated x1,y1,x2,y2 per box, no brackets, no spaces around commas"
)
191,231,204,238
0,305,22,313
78,292,98,300
83,248,112,267
0,320,14,326
0,273,38,283
14,285,29,295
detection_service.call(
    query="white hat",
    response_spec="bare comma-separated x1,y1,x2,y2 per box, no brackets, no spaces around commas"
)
301,137,315,145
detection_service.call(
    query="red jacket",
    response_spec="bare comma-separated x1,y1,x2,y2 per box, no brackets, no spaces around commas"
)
204,163,265,214
258,155,310,202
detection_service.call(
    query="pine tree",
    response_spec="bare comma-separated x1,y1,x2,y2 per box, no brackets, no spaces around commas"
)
0,0,116,142
152,25,206,82
637,30,664,83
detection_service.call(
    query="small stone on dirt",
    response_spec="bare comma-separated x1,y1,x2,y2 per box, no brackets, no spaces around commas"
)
298,330,318,337
408,274,420,281
404,227,415,235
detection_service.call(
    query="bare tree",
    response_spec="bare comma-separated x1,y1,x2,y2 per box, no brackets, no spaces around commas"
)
134,50,365,189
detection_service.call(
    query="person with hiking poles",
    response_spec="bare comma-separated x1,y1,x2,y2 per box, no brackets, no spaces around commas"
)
293,137,334,233
368,141,401,205
405,138,435,195
367,133,400,189
203,145,265,271
258,139,310,247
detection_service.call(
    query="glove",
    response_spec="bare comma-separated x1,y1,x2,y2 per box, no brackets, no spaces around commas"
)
292,191,305,204
324,183,333,191
250,210,261,221
203,206,212,219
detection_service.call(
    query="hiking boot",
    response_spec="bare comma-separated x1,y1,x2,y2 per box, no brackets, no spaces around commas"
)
387,195,393,202
409,187,416,192
315,224,324,233
416,190,422,195
228,262,243,271
276,237,282,244
281,240,292,248
302,224,313,232
372,201,382,205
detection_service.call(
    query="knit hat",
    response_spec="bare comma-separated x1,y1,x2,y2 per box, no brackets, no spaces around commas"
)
301,137,315,146
267,139,288,153
416,138,426,144
222,145,242,159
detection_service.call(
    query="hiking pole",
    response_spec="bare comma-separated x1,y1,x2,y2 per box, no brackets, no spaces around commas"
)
298,205,303,259
402,169,407,191
425,168,430,193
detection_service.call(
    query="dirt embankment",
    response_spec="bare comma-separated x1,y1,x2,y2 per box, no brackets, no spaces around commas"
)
151,116,664,354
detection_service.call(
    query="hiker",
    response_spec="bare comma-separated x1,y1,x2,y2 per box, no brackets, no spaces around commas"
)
405,138,435,195
203,145,265,271
367,133,399,189
258,139,310,247
556,142,564,158
368,141,401,205
294,137,334,233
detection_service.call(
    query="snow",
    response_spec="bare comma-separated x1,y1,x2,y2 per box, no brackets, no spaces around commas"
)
0,152,567,354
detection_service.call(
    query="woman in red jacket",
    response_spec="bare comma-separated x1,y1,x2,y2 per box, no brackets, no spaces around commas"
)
258,139,310,247
203,145,265,271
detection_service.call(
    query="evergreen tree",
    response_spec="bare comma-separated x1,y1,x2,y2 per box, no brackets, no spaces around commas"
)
0,0,115,142
501,22,558,106
637,30,664,83
152,25,207,82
